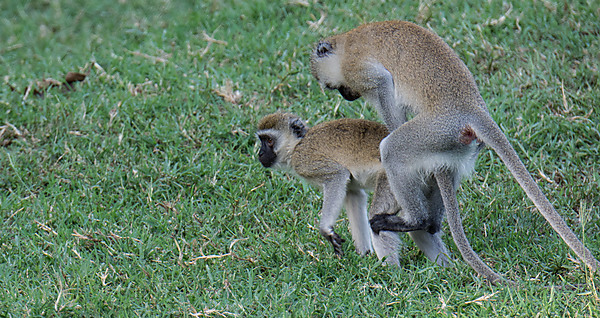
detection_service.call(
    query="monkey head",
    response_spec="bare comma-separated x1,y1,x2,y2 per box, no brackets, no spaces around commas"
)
256,113,307,169
310,38,362,102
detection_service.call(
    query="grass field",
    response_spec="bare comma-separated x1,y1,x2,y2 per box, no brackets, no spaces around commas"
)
1,0,599,316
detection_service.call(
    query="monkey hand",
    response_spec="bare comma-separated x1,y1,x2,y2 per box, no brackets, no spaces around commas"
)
326,232,345,257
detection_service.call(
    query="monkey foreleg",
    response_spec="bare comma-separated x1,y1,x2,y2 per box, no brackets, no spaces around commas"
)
365,65,407,130
318,171,352,256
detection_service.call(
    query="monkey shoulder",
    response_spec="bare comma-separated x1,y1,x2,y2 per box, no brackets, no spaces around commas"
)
289,144,347,183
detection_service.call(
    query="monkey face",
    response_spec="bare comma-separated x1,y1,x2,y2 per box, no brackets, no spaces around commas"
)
310,40,343,90
258,134,277,168
311,39,362,102
256,113,307,171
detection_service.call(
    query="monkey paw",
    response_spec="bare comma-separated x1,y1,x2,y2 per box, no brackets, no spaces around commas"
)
327,232,345,257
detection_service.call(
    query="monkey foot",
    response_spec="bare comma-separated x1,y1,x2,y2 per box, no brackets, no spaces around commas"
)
370,213,434,234
370,213,403,234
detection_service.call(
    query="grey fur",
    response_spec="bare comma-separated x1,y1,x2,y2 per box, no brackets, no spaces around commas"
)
310,20,599,283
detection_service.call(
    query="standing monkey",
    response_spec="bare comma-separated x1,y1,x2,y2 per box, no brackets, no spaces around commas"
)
257,113,412,266
310,20,599,283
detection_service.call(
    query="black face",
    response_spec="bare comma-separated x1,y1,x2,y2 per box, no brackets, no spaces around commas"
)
258,135,277,168
338,85,361,101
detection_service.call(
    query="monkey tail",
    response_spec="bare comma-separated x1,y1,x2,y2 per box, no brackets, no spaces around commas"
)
470,109,600,272
434,169,507,284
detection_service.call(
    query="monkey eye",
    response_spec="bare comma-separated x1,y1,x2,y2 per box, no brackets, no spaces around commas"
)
316,41,332,57
265,137,274,147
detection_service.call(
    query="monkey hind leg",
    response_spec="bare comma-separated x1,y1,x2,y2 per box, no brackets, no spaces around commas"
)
368,168,435,234
344,188,373,255
405,179,453,267
371,231,401,266
408,230,452,267
377,116,457,235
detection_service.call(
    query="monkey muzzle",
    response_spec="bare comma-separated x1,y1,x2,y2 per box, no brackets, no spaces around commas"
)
258,150,276,168
338,85,361,101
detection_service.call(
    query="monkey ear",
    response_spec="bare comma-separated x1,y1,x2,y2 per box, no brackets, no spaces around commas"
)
315,41,333,57
289,118,307,138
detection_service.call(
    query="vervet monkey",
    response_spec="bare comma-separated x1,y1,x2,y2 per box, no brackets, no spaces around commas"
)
310,20,599,283
257,112,409,265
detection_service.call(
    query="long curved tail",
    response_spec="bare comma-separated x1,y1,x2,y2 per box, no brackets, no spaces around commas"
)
470,109,600,272
435,169,506,284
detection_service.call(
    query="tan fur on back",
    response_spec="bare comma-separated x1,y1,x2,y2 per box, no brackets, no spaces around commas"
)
292,118,388,187
318,21,483,113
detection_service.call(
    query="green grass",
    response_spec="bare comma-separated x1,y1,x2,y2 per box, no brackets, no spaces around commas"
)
1,0,599,316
